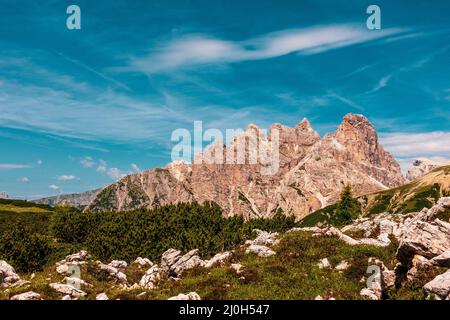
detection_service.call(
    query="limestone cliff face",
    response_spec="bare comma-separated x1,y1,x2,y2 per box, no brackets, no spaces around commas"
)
85,114,406,220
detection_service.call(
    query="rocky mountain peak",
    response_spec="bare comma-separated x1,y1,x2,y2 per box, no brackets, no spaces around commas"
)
334,113,376,142
85,113,406,220
295,117,314,132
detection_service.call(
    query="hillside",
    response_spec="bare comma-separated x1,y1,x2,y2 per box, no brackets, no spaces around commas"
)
300,165,450,227
1,197,449,300
0,198,55,235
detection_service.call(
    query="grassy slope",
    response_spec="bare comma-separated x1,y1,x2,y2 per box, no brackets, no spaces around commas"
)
3,230,430,300
0,199,54,235
300,165,450,227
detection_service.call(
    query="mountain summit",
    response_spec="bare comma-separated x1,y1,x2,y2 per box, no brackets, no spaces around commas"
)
85,114,405,219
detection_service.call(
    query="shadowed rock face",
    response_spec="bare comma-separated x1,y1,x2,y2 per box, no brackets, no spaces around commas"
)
85,114,405,220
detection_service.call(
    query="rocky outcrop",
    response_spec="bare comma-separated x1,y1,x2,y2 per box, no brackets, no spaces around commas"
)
430,251,450,267
168,292,201,300
423,269,450,300
139,265,161,289
96,293,109,300
245,229,279,247
335,261,350,271
56,251,91,275
244,229,279,257
406,159,450,181
10,291,42,301
295,226,391,247
246,245,276,257
0,261,22,287
406,255,433,282
396,218,450,264
96,262,127,284
318,258,331,269
108,260,128,269
133,257,153,268
85,114,405,220
204,252,232,269
161,249,205,277
49,283,87,298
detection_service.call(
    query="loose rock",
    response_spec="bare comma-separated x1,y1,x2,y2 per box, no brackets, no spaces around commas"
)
0,261,22,288
49,283,87,298
204,252,232,269
246,245,276,257
10,291,42,301
423,269,450,300
139,265,161,289
168,292,201,300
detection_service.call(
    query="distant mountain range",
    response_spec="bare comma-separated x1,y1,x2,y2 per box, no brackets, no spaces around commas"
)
33,189,100,209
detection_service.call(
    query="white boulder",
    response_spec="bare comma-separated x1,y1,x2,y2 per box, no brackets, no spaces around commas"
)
168,292,201,300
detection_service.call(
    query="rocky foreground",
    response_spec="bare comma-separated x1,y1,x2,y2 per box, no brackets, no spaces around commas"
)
1,198,449,300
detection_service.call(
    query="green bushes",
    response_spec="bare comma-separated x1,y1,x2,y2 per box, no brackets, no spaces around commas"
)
51,202,296,262
51,206,94,243
0,202,295,273
0,224,52,273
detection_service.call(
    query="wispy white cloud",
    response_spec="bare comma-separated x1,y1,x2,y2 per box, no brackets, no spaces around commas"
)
57,53,132,91
364,44,450,96
80,156,95,168
327,92,364,111
131,163,141,173
49,184,59,190
0,163,32,170
123,24,407,74
18,177,30,183
94,158,128,180
380,131,450,174
367,74,393,94
380,131,450,158
96,160,107,173
57,175,78,181
106,167,127,180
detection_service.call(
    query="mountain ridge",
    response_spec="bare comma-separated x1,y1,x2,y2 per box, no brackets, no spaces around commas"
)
84,113,405,220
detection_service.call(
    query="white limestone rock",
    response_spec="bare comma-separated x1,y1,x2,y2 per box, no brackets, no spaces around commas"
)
0,260,22,288
96,293,109,300
10,291,42,300
168,292,201,300
204,252,232,269
423,269,450,300
246,245,276,257
49,283,87,298
139,265,161,289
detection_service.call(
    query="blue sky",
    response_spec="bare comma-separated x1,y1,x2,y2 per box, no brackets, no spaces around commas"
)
0,0,449,199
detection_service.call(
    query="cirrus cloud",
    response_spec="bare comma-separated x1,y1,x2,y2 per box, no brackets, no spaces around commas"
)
124,24,408,74
0,163,32,170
